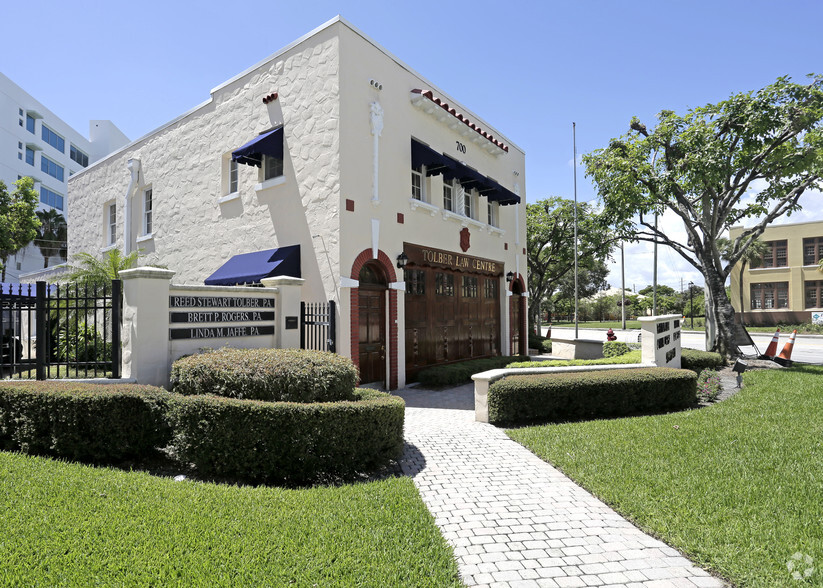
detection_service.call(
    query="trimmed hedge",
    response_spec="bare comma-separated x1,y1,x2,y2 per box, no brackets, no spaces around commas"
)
165,388,405,484
506,350,641,369
488,368,696,426
170,348,358,402
417,356,530,387
0,382,172,462
528,334,552,354
681,348,725,373
603,341,630,358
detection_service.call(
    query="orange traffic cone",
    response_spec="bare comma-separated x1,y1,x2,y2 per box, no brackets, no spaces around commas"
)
774,329,797,366
759,328,780,359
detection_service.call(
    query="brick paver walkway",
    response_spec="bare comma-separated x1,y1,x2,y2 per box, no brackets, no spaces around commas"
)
397,383,725,588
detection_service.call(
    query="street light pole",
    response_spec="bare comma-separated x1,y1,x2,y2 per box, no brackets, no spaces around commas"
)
688,281,694,329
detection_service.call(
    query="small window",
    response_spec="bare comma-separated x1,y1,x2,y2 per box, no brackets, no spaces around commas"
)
70,144,89,168
805,281,823,308
405,269,425,296
464,189,475,219
107,203,117,246
41,125,65,153
761,240,788,268
443,180,454,211
263,154,283,181
484,278,498,299
41,155,64,182
229,159,239,193
435,273,454,296
411,166,423,201
25,147,35,166
750,282,789,309
487,201,499,227
40,186,64,211
462,276,478,298
803,237,823,266
26,114,35,134
142,188,153,236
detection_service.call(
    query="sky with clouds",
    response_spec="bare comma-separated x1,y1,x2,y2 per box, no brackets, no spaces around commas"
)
1,0,820,291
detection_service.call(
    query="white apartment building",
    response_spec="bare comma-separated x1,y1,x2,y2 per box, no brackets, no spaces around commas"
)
68,17,527,389
0,72,128,281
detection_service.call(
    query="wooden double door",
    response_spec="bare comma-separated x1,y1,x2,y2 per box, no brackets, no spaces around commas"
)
405,268,500,377
358,264,386,386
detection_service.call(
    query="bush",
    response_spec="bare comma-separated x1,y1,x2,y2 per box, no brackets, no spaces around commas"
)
0,382,172,462
488,368,696,426
696,369,723,402
165,388,405,484
603,341,630,358
507,350,641,369
528,334,552,353
417,356,530,387
170,348,358,402
681,348,725,373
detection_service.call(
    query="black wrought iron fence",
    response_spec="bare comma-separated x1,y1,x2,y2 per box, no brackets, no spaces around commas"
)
0,280,121,380
300,300,336,353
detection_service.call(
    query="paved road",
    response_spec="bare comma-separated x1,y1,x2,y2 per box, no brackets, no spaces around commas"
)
542,326,822,365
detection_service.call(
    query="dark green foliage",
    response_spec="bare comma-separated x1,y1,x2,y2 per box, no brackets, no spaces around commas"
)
165,388,405,484
417,356,530,387
680,348,725,373
0,382,172,462
488,368,696,426
603,341,630,358
528,334,552,353
170,348,358,402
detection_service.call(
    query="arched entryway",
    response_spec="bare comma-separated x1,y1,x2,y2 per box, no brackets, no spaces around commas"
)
358,262,387,385
510,278,526,356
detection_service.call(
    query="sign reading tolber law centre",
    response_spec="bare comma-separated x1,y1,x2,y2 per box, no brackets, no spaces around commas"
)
169,295,275,340
404,242,503,276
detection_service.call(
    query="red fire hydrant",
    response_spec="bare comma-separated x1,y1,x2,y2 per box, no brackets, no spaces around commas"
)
606,328,617,341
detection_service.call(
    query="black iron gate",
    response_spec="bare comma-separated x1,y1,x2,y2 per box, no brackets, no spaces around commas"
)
0,280,121,380
300,300,336,353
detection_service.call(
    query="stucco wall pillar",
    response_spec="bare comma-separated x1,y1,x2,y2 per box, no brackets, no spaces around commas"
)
261,276,305,349
119,267,175,388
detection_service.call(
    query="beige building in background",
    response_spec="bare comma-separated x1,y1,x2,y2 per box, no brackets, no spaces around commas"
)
67,17,528,389
729,220,823,326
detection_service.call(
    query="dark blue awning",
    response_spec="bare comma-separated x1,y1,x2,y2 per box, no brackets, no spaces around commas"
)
204,245,300,286
410,139,520,205
232,127,284,168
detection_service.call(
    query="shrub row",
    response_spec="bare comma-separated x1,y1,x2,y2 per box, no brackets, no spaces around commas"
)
506,349,641,369
166,388,405,484
488,367,697,426
417,355,530,387
0,382,404,484
681,348,725,373
170,348,358,402
603,341,631,358
0,382,172,462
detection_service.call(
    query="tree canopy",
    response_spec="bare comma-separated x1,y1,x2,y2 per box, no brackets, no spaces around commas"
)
584,75,823,356
0,177,40,281
35,208,67,269
526,197,613,327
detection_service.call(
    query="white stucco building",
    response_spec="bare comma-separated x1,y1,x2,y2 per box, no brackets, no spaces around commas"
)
0,72,129,281
68,17,527,389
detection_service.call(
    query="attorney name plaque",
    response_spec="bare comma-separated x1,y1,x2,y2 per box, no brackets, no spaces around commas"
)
168,295,275,340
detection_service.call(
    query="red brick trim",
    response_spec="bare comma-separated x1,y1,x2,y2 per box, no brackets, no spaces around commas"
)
509,273,527,356
349,249,399,390
345,199,355,212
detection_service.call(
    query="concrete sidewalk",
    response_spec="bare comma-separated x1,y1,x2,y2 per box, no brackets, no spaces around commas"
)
397,384,725,588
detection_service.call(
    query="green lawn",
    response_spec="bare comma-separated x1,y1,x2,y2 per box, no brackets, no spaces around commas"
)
508,365,823,587
0,452,463,587
546,320,823,335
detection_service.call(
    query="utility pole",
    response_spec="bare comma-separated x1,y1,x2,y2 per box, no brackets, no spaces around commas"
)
573,122,579,339
621,242,626,330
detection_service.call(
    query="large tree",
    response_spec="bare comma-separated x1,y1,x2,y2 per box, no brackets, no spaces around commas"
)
584,75,823,356
526,197,613,328
0,177,40,281
35,208,68,268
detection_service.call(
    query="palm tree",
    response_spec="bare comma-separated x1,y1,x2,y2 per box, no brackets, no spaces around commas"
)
719,237,768,327
68,248,140,290
35,209,67,268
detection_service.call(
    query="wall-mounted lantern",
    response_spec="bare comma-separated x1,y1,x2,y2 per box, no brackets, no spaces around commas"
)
396,252,408,269
506,271,514,284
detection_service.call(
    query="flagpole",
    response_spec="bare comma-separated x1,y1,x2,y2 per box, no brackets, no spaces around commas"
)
573,122,579,339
